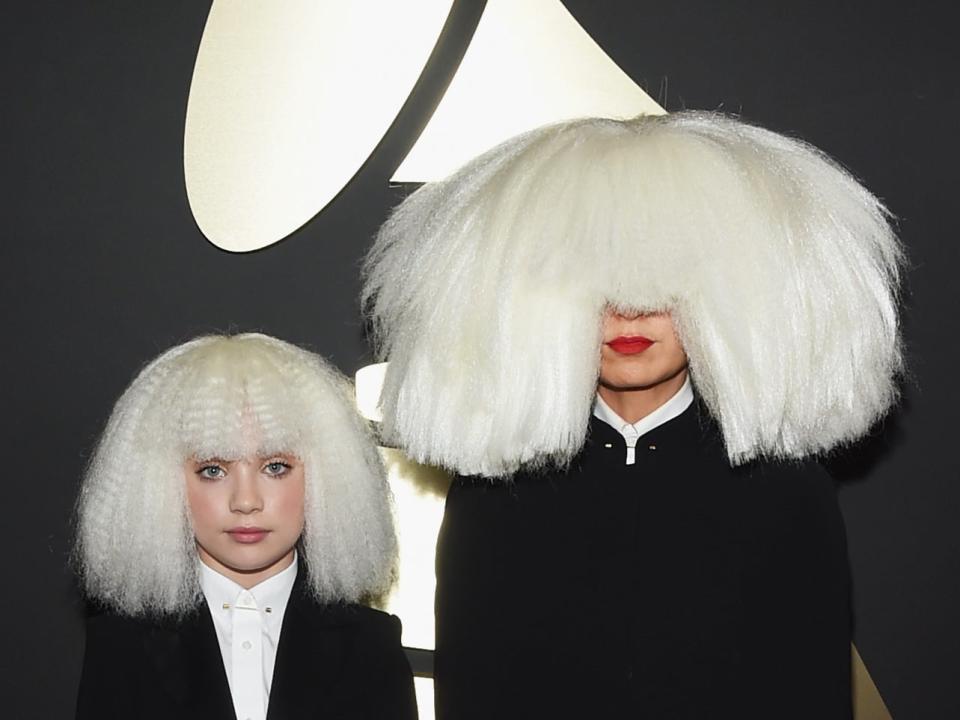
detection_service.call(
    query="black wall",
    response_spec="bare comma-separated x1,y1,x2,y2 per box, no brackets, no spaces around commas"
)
4,1,957,717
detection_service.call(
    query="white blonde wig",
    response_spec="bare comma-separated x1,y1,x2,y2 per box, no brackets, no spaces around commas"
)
75,334,396,616
363,111,904,477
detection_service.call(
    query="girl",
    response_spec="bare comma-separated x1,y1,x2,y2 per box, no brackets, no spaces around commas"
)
74,333,417,720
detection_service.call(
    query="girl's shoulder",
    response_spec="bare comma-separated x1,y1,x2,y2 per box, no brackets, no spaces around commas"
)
296,601,402,636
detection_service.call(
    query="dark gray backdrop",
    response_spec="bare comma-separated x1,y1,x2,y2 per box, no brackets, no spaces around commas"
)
4,1,958,717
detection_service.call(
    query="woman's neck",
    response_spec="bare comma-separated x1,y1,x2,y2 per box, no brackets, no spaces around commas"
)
597,368,688,424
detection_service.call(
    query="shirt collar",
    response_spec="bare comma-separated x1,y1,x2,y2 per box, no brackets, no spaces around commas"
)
198,550,299,614
593,374,694,440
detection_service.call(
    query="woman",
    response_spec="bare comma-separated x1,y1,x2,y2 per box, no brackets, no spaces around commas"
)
74,333,417,720
363,112,903,718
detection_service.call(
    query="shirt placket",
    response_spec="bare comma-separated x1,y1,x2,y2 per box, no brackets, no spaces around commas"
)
622,424,639,465
231,590,265,720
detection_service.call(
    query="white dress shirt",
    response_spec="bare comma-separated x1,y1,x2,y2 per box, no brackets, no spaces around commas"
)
199,554,298,720
592,375,694,464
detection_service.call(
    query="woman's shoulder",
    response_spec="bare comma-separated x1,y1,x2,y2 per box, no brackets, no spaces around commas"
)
734,454,836,492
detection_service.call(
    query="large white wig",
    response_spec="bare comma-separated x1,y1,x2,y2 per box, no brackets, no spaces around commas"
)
363,112,904,477
75,334,397,616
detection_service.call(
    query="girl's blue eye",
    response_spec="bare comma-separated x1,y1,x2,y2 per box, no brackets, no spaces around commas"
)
264,461,292,476
198,465,225,479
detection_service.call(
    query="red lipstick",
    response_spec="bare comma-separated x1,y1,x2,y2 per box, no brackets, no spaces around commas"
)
227,527,270,543
607,335,654,355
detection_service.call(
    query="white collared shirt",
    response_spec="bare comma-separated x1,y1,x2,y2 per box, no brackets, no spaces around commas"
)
199,554,298,720
593,376,694,464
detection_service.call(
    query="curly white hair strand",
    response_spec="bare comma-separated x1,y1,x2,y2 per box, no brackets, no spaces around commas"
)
75,334,397,616
363,112,904,477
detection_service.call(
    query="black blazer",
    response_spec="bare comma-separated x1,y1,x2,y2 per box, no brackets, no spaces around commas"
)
76,581,417,720
435,404,852,719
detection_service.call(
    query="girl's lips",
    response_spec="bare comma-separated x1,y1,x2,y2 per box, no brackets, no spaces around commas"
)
227,527,270,543
607,336,654,355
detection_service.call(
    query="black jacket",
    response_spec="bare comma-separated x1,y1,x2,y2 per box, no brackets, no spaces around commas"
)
76,579,417,720
435,404,852,719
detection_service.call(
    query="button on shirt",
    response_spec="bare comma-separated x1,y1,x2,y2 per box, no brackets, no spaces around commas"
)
199,555,298,720
592,376,694,464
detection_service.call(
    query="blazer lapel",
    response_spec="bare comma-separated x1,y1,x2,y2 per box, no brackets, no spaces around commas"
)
146,604,237,719
266,587,347,720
